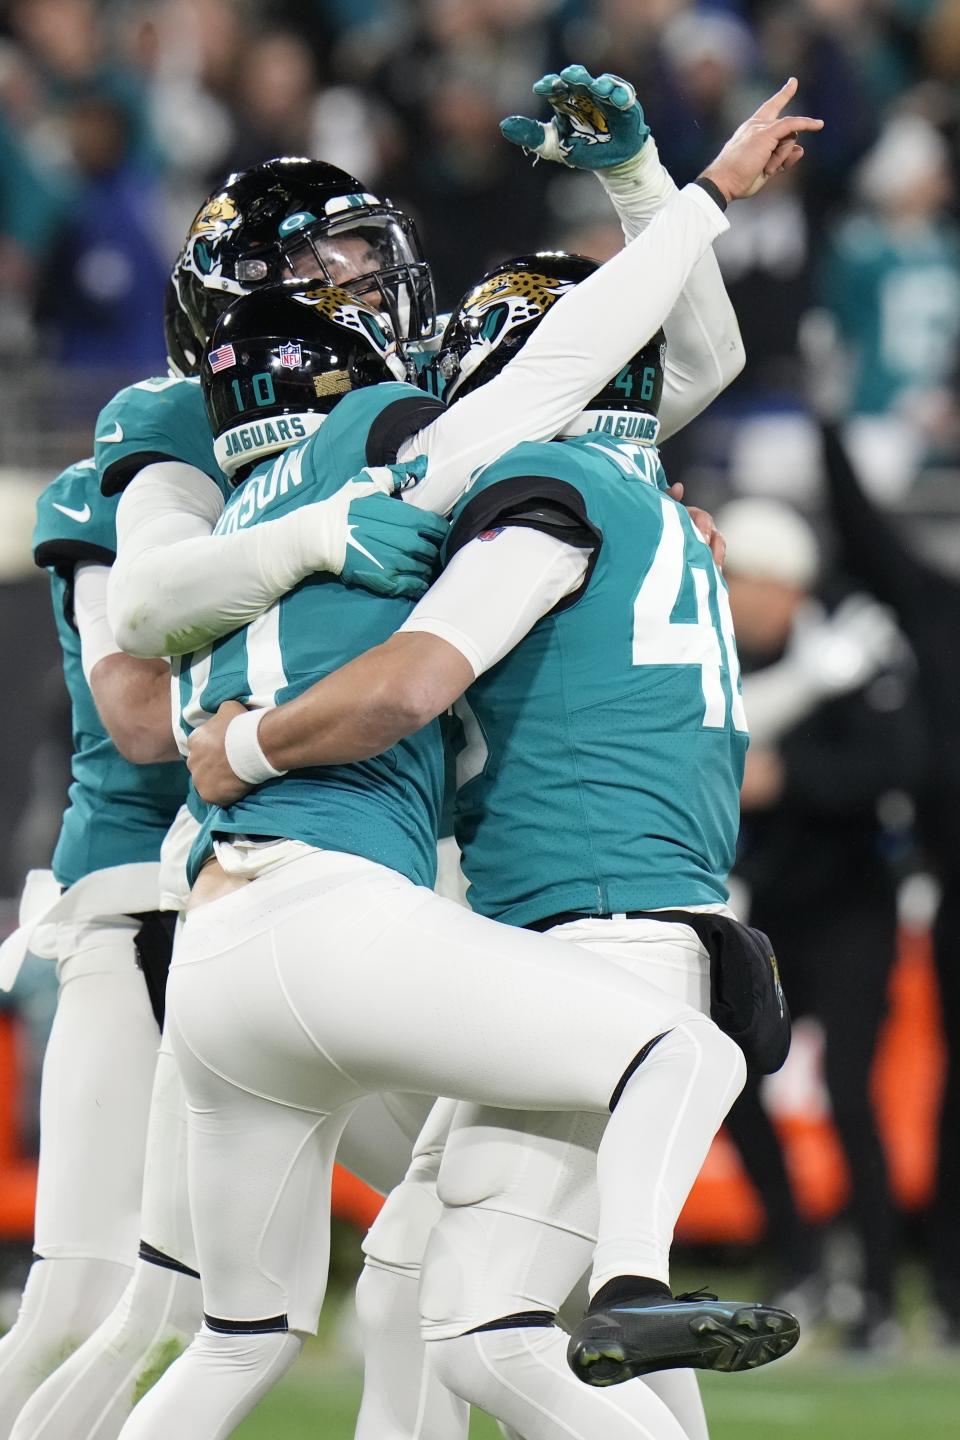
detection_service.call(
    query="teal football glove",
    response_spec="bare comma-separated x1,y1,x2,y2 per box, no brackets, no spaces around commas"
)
501,64,649,170
340,459,448,599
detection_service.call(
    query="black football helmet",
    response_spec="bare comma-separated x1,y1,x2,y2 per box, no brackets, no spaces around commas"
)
437,253,665,437
176,157,435,351
202,280,409,480
163,275,200,377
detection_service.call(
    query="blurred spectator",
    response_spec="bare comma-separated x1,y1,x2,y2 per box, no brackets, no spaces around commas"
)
369,0,559,303
652,7,757,180
35,92,168,371
718,495,924,1349
0,108,65,354
751,2,876,219
222,29,387,185
8,0,158,170
823,422,960,1343
818,114,960,442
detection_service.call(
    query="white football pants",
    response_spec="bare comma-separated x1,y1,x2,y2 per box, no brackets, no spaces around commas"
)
10,955,431,1440
359,916,716,1440
0,917,159,1437
117,848,743,1440
427,917,717,1440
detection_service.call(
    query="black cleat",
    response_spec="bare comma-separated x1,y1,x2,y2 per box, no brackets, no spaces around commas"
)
567,1288,800,1386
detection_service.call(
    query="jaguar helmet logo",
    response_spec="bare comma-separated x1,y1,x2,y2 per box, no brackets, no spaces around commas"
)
182,195,243,282
295,285,406,380
189,195,240,240
461,270,575,344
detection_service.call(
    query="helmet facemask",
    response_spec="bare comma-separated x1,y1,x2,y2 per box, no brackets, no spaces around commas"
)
174,161,436,354
279,208,435,345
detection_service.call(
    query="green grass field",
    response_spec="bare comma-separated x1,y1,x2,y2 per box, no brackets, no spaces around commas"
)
233,1347,960,1440
225,1245,960,1439
6,1240,957,1438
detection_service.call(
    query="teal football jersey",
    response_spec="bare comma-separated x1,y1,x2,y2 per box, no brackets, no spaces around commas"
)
34,461,188,888
95,374,228,498
446,433,749,926
177,382,445,887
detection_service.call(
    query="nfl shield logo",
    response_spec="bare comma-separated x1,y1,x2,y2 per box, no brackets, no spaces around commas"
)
280,342,302,369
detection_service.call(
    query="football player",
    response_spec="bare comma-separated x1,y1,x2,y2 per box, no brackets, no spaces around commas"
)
179,85,820,1440
115,278,771,1440
6,121,696,1440
0,460,186,1434
5,205,447,1440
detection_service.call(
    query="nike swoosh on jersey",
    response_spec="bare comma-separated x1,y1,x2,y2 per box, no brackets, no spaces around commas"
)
52,502,92,523
96,421,124,443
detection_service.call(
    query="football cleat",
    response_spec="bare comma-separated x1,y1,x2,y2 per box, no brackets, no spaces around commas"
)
567,1288,800,1386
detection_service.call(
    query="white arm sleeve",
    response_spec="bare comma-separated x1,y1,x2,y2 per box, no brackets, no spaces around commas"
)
109,461,351,659
399,183,729,514
598,139,745,441
400,527,589,677
598,135,679,242
74,564,122,684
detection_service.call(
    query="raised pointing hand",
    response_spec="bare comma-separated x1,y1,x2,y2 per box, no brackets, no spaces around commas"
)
701,78,823,201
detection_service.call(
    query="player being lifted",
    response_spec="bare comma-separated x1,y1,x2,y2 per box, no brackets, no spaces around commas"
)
8,81,741,1440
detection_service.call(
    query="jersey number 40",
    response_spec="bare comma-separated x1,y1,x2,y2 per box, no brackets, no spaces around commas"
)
633,497,747,732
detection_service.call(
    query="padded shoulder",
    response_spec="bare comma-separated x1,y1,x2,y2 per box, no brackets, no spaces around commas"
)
34,460,117,577
447,441,602,563
96,375,225,497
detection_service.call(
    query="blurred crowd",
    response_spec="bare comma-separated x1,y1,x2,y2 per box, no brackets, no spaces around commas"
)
0,0,958,455
1,0,960,1359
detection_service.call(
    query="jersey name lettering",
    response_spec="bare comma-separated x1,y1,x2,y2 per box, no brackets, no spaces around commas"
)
215,446,307,534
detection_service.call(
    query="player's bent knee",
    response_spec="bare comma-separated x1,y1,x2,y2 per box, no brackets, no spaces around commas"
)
434,1134,518,1211
427,1331,479,1402
609,1017,745,1111
426,1327,558,1411
361,1177,442,1271
688,1016,747,1097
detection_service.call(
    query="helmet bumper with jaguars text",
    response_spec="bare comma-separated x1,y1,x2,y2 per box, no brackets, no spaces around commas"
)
176,157,436,351
202,280,410,480
438,252,665,443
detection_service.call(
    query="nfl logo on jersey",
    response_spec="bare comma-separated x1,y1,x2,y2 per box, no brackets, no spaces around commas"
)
280,342,302,369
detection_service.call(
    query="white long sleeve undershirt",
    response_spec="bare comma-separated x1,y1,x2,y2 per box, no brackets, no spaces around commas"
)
596,138,745,440
75,563,123,682
400,528,590,677
107,461,343,657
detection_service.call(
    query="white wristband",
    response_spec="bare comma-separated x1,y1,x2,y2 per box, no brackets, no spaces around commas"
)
223,708,288,785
